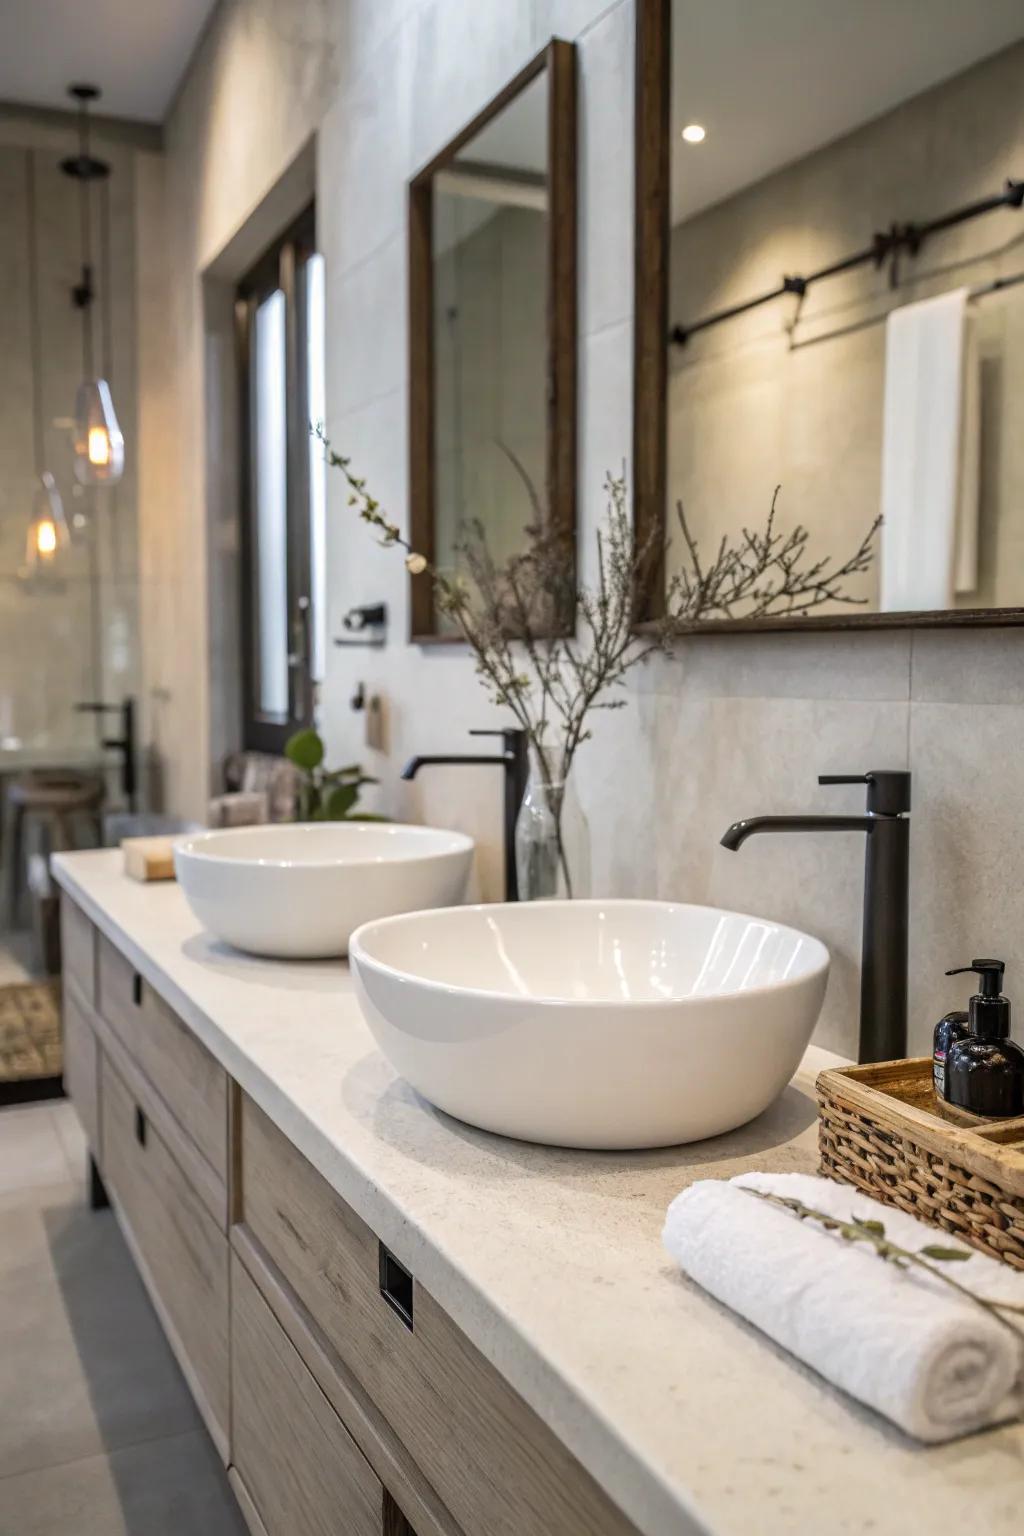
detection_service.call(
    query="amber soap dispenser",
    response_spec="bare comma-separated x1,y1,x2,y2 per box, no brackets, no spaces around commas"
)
944,959,1024,1118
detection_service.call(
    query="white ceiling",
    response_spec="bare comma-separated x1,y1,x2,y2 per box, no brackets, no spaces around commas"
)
672,0,1024,224
0,0,217,123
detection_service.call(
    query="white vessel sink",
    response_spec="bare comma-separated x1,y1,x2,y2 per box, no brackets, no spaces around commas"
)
174,823,474,960
350,900,829,1148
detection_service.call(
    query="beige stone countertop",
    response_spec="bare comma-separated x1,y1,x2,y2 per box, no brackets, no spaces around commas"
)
53,849,1024,1536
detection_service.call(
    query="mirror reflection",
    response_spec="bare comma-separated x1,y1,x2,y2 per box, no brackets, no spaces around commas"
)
433,71,549,591
666,0,1024,623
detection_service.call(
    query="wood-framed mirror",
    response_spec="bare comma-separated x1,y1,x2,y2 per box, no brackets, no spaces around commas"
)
634,0,1024,634
407,39,577,642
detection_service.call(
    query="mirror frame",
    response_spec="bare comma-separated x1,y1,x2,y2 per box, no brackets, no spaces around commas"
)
632,0,1024,634
407,38,577,643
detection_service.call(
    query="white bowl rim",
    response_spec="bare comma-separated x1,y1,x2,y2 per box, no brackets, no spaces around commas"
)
349,897,830,1010
174,820,474,871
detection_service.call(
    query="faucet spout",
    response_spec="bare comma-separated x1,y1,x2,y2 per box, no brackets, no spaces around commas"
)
719,773,910,1064
401,753,505,781
721,813,873,850
399,730,530,901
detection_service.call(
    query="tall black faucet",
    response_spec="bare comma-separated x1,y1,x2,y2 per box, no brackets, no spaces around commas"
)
721,770,911,1064
75,697,136,812
401,728,528,902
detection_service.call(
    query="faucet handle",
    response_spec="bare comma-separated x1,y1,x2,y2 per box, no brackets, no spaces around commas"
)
819,770,911,816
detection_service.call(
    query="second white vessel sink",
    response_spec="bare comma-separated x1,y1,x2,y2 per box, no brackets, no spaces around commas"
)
350,900,829,1148
174,822,474,959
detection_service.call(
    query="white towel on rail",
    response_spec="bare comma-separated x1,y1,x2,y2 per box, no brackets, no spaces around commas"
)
879,288,981,610
662,1170,1024,1443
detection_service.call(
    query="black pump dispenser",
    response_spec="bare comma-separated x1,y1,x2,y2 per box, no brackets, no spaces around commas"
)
944,958,1024,1117
945,959,1010,1038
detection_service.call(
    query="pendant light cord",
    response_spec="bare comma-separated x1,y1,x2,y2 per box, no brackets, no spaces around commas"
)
25,148,43,478
77,94,95,379
101,175,113,382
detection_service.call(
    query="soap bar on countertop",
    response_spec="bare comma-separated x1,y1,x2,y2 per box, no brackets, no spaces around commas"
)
122,836,177,882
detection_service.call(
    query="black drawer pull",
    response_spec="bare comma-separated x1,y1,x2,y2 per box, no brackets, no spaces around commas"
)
134,1106,147,1147
379,1243,414,1331
132,972,143,1007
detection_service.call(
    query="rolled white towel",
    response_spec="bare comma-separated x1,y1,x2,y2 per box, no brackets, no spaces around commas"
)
662,1171,1024,1442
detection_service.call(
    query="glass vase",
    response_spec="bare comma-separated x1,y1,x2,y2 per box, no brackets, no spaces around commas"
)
514,752,590,901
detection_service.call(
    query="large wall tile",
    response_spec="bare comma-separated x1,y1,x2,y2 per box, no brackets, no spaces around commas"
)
328,233,407,418
910,626,1024,706
575,0,634,337
640,628,913,703
408,0,537,163
655,695,911,1057
539,0,628,40
907,700,1024,1053
573,687,659,897
319,20,416,277
577,318,633,585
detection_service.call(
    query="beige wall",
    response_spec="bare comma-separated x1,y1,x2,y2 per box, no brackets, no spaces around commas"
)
0,107,151,765
148,0,1024,1060
667,41,1024,614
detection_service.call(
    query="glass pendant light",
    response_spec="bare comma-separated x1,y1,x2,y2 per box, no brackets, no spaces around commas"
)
62,83,124,487
73,378,124,484
25,472,71,571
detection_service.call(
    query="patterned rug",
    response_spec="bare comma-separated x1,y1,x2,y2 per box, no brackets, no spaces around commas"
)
0,980,62,1105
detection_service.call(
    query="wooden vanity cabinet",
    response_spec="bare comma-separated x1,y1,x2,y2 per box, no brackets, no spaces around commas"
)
101,1053,230,1447
237,1095,637,1536
61,984,100,1153
231,1256,386,1536
96,932,228,1183
60,895,232,1459
59,893,636,1536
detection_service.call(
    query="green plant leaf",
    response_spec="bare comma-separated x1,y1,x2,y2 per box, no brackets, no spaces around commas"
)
852,1218,886,1236
284,728,324,771
919,1245,972,1263
323,781,359,820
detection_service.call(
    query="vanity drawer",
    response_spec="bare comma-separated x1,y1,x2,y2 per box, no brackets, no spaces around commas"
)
239,1097,636,1536
96,933,227,1182
102,1054,230,1452
60,896,96,1006
62,985,100,1154
231,1255,383,1536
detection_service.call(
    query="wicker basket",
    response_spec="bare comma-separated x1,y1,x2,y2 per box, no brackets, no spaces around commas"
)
817,1057,1024,1270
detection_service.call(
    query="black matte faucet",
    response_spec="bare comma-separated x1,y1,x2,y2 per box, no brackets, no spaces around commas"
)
75,697,136,811
401,728,528,902
721,770,911,1064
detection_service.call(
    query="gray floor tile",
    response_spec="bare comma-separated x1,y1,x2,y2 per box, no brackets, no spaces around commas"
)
0,1156,198,1478
0,1106,240,1529
0,1105,69,1194
0,1429,248,1536
51,1100,89,1181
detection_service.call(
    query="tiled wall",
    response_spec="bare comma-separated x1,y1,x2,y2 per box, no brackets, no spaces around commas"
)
151,0,1024,1059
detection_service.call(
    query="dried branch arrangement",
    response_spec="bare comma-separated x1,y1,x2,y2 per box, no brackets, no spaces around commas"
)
670,491,881,624
319,426,880,827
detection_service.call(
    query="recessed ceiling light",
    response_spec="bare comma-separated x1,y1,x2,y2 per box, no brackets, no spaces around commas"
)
681,123,706,144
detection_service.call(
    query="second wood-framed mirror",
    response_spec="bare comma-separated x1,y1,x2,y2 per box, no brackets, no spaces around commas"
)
407,38,577,642
634,0,1024,634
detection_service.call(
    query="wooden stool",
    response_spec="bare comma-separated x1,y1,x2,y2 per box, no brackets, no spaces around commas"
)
3,772,105,927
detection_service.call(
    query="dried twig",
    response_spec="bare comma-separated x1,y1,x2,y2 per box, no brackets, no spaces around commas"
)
745,1188,1024,1345
318,425,881,893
